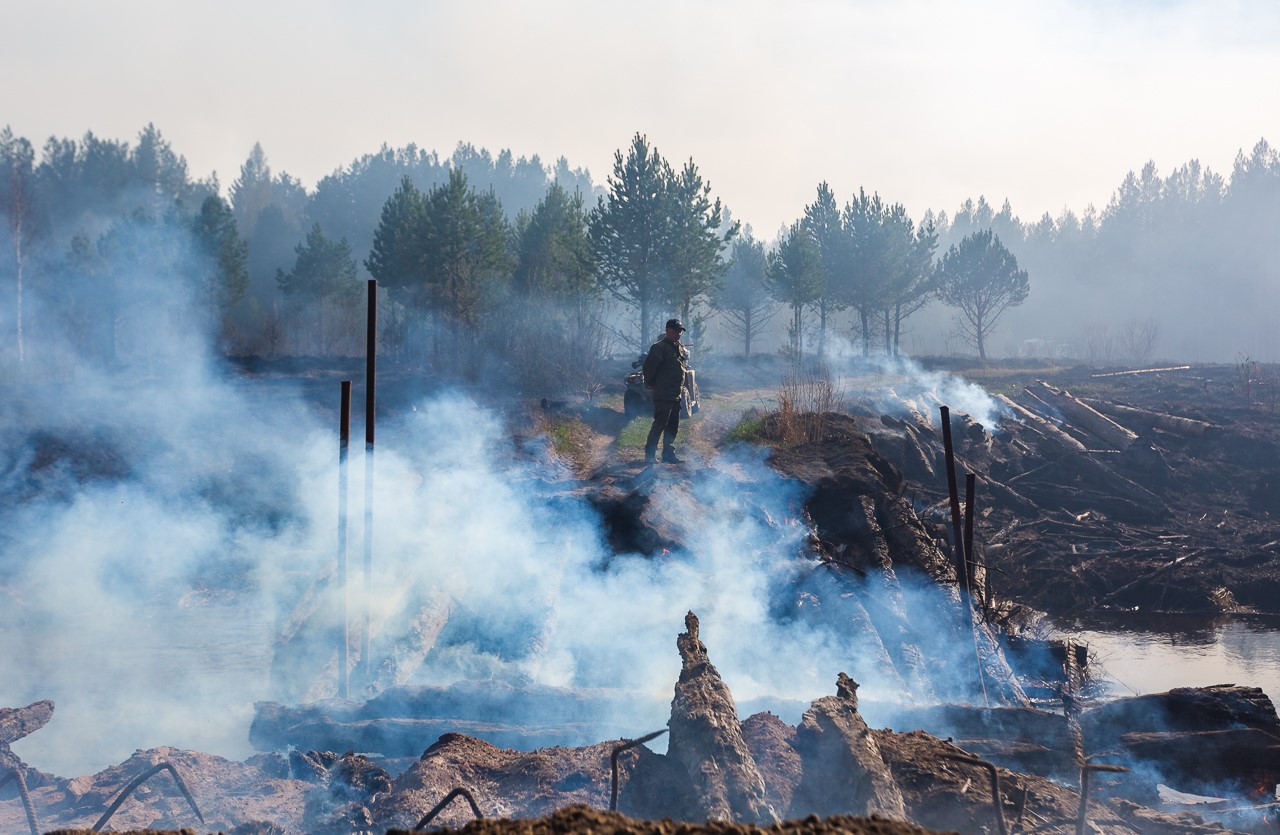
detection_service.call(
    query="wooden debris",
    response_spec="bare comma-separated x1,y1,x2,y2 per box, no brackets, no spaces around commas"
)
1081,398,1217,439
995,394,1089,453
1091,365,1192,377
1030,381,1140,452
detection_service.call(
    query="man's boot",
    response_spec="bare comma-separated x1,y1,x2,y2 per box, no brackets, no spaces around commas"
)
662,446,683,464
644,446,657,466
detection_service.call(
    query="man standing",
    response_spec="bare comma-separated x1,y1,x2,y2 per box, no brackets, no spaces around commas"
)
642,318,690,465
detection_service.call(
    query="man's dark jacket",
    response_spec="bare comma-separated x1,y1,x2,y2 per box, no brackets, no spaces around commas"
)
642,337,689,401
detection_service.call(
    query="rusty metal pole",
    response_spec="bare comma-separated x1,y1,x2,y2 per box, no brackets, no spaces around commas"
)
413,787,483,829
941,754,1006,835
943,407,989,704
0,768,40,835
1076,761,1130,835
338,380,351,700
939,406,968,580
964,472,978,602
362,280,377,680
610,729,668,812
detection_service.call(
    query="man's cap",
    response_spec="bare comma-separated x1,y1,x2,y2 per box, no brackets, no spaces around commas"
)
666,319,685,332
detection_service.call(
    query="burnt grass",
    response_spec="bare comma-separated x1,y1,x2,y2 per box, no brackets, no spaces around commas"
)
929,362,1280,618
698,358,1280,621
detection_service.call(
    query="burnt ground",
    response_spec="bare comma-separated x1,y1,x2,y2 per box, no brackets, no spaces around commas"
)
6,357,1280,834
910,362,1280,618
560,357,1280,619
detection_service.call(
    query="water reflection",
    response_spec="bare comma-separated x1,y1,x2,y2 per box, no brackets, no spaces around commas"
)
1058,613,1280,703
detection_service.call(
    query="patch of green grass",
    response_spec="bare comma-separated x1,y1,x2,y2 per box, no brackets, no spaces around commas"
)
724,409,767,445
616,416,651,449
542,416,587,457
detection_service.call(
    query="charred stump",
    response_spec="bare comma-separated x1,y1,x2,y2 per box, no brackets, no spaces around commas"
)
667,611,777,824
790,673,907,821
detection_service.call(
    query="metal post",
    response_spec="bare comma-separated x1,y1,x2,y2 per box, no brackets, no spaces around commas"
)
943,406,989,704
941,754,1006,835
338,380,351,700
939,406,968,578
610,730,668,812
362,280,377,680
964,472,977,598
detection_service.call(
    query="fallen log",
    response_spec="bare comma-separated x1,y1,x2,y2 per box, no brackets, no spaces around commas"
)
1081,398,1217,439
1091,551,1205,608
873,685,1280,792
1116,729,1280,792
996,395,1165,517
996,394,1089,453
887,388,933,430
1091,365,1192,378
1030,382,1139,452
977,474,1041,517
1081,685,1280,770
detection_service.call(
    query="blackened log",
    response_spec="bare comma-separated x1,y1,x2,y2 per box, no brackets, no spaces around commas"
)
1081,685,1280,746
1117,729,1280,793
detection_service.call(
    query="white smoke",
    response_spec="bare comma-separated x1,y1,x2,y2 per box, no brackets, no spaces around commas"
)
820,333,1007,429
2,221,1005,779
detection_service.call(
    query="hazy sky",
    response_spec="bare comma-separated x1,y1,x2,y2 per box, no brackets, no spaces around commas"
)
4,0,1279,233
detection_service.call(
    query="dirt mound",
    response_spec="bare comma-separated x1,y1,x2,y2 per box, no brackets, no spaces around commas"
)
388,804,945,835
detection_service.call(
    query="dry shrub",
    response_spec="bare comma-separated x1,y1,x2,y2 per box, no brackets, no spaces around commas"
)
496,302,613,399
776,361,844,444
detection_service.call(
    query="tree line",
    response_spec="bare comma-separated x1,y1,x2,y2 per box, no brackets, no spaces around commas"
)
913,140,1280,361
3,123,1279,383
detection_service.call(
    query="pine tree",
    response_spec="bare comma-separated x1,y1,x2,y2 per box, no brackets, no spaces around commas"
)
419,169,512,329
714,228,777,356
590,134,734,346
935,230,1029,361
589,133,674,345
665,158,737,325
365,175,428,306
802,182,846,355
767,222,824,361
1,127,38,364
513,181,595,304
191,195,249,340
278,223,361,354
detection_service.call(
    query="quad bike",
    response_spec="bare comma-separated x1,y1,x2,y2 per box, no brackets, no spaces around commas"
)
624,355,700,419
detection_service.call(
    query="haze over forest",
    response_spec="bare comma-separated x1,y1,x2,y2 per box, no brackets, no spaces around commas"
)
2,123,1279,375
